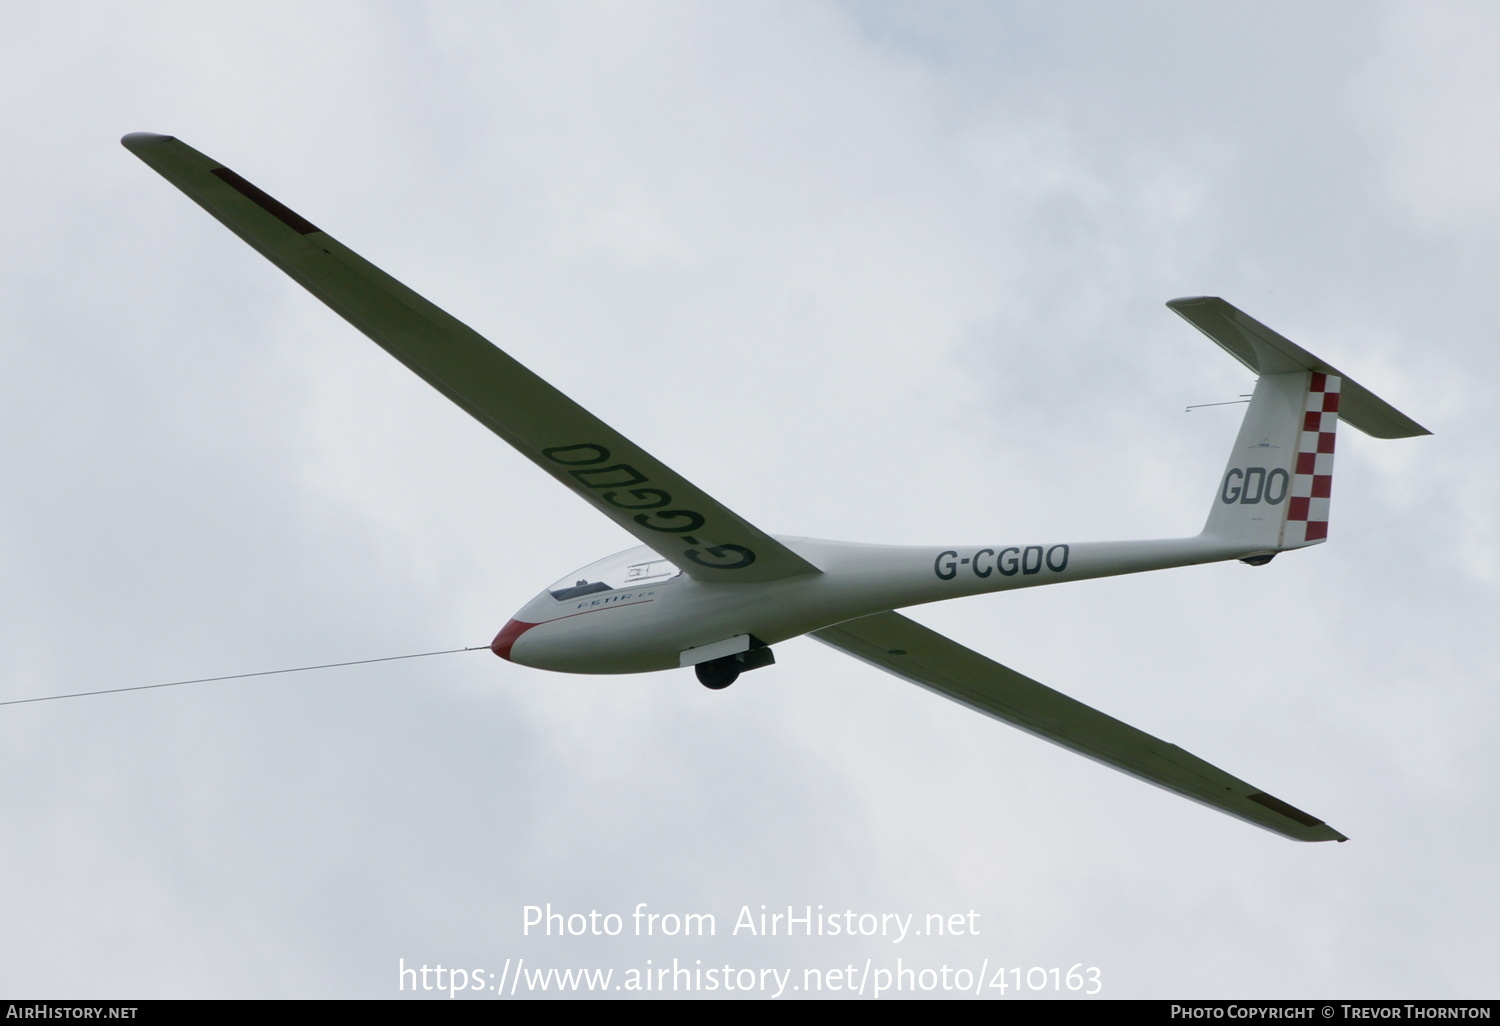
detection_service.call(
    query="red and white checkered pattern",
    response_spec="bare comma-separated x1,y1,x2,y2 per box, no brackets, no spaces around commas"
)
1286,373,1339,545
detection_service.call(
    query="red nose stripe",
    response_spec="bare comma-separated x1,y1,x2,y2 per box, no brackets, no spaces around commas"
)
491,619,540,661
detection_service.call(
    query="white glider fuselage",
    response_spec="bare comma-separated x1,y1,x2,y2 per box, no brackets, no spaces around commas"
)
499,534,1248,674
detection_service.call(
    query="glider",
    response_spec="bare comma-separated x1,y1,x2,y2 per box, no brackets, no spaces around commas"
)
122,133,1430,842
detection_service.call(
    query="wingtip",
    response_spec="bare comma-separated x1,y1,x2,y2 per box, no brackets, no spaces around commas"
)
1306,819,1349,842
121,132,174,152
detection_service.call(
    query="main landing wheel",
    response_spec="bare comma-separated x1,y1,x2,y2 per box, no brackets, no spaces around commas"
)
696,656,741,690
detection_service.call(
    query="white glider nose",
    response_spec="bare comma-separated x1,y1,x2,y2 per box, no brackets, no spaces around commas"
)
490,618,539,662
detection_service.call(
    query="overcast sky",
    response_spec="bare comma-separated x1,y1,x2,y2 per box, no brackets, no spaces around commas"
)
1,0,1495,1000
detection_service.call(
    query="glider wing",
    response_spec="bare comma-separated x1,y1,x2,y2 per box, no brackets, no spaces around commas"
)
121,133,820,584
813,610,1346,842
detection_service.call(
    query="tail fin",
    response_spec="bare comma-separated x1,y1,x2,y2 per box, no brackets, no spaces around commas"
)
1168,297,1430,556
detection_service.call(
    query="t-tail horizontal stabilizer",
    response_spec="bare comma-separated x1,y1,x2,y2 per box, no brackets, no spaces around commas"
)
1169,297,1431,440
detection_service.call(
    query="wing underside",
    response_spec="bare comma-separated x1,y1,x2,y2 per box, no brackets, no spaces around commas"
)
813,611,1346,842
121,133,820,584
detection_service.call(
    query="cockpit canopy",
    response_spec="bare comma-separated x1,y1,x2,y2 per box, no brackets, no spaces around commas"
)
547,547,682,601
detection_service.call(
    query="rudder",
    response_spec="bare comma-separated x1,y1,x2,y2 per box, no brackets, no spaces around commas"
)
1286,372,1340,546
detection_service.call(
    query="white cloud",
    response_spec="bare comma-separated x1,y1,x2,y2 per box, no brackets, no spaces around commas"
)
0,0,1490,999
1358,0,1500,232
